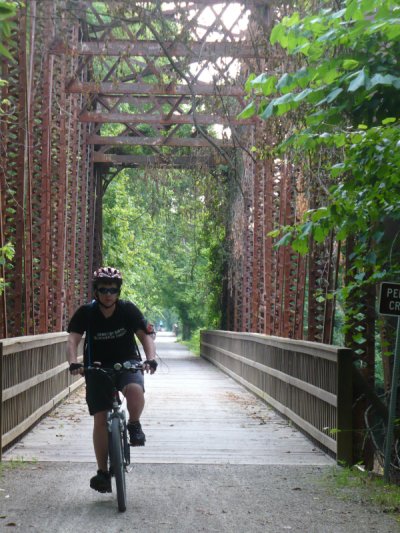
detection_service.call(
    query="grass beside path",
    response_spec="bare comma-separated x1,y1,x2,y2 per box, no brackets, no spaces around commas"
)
323,465,400,521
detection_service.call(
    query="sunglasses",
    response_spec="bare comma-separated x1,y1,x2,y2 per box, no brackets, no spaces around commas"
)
97,287,120,295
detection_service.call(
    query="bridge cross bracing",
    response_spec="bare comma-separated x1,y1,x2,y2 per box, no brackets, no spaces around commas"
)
0,0,270,337
54,0,267,169
1,0,338,352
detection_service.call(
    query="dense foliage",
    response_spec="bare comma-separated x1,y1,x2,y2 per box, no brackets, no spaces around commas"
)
102,166,228,339
0,1,15,59
240,0,400,369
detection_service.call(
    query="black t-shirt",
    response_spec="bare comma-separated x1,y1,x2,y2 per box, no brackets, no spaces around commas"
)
67,300,146,366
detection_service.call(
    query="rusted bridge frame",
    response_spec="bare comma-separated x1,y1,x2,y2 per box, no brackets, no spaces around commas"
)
1,0,337,348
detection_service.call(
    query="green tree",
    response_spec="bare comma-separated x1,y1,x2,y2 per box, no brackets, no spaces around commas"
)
240,0,400,370
102,166,227,339
0,1,16,60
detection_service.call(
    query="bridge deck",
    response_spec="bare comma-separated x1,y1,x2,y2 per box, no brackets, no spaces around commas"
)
3,334,333,466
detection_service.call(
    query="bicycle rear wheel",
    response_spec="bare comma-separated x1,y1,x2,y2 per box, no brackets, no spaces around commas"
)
110,417,127,512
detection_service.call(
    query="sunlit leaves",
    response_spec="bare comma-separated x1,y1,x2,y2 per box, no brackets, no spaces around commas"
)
237,100,256,119
269,119,400,271
0,1,16,60
0,242,14,295
241,0,400,127
240,0,400,276
347,69,367,92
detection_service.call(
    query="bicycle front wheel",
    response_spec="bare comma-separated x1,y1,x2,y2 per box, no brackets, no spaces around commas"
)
110,417,127,512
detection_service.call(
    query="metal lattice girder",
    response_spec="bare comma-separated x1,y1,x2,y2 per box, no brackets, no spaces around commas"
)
80,111,256,126
88,134,234,147
227,135,309,339
223,2,328,341
67,80,247,97
251,154,265,333
261,155,274,336
1,9,29,336
307,238,337,344
93,153,217,167
1,0,339,345
48,0,269,170
0,59,10,337
0,1,95,337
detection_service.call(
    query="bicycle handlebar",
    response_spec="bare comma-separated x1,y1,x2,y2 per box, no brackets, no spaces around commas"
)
69,361,144,375
86,361,144,374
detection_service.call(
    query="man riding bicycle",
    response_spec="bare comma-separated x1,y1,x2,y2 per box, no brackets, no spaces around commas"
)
67,266,157,493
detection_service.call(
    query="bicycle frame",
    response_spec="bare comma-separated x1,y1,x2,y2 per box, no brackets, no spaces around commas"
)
107,386,130,469
86,361,143,512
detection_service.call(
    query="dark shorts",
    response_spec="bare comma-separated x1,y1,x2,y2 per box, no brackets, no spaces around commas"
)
85,362,145,416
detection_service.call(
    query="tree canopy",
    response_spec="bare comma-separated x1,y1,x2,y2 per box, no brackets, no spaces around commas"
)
102,165,228,338
240,0,400,364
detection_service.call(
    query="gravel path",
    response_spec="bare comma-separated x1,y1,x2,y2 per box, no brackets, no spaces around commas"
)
1,462,399,532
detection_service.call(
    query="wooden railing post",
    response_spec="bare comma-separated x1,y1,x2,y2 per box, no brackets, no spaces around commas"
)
335,348,353,465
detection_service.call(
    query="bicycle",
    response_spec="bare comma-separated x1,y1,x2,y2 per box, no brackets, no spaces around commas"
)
85,360,143,512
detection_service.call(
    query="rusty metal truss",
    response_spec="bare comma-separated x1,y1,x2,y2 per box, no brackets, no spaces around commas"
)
54,0,268,173
1,1,95,336
1,0,339,344
223,2,339,342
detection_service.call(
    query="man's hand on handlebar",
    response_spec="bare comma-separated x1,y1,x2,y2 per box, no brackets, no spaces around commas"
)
69,362,84,375
143,359,158,374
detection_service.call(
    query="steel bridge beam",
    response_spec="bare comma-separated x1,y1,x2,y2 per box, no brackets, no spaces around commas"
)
80,111,256,126
67,81,247,97
51,40,263,59
88,135,233,147
93,153,216,167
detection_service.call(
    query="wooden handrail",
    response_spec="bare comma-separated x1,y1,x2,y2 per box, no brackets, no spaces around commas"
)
201,330,353,465
0,333,83,454
1,333,68,354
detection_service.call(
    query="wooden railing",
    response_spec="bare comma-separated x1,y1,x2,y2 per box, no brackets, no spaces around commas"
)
0,333,83,457
201,330,353,464
1,330,353,464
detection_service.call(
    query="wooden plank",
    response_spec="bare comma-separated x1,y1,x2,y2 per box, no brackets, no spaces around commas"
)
202,341,337,406
209,330,341,362
1,332,68,355
3,334,334,466
2,377,84,448
203,354,337,453
2,362,69,401
337,348,353,465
